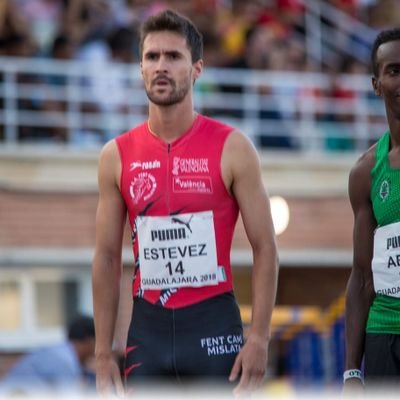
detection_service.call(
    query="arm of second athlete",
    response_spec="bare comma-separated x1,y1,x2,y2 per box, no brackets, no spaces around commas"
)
344,154,376,388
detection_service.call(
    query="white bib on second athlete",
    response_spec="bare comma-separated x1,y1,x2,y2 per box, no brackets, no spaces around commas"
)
136,211,219,289
372,221,400,297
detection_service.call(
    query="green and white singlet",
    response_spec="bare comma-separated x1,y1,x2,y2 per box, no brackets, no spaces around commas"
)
368,131,400,333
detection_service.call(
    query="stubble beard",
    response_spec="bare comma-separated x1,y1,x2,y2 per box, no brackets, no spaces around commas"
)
146,78,191,107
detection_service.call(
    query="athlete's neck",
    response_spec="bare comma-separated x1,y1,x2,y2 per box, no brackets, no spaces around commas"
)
148,103,198,143
388,117,400,148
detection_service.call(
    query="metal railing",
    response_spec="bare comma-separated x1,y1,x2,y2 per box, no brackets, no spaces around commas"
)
0,56,387,153
304,0,377,67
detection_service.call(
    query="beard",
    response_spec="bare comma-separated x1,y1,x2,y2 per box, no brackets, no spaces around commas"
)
145,76,191,106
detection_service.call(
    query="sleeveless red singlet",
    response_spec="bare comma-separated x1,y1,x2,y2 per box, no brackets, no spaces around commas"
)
116,114,239,308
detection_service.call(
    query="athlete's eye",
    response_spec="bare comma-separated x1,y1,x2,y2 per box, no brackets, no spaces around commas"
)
388,66,400,76
167,52,180,60
145,52,158,61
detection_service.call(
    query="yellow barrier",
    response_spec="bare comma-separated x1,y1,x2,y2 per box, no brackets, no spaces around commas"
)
240,293,346,340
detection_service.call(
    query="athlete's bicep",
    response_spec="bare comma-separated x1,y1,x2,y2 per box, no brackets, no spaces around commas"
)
95,141,127,259
223,131,275,249
348,157,376,275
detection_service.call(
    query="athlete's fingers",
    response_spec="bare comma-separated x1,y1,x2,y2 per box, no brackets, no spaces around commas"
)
229,354,242,382
233,366,250,397
248,374,263,392
112,366,125,398
250,363,266,390
96,373,115,397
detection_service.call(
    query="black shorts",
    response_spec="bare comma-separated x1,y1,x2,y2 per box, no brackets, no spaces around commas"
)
125,291,243,391
365,333,400,389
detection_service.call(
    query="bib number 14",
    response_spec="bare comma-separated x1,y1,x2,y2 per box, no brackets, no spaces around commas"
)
165,261,185,276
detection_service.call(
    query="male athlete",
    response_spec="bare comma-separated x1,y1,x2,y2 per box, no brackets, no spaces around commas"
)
344,28,400,392
92,9,278,397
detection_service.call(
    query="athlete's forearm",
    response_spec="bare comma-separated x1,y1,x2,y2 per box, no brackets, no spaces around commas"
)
92,254,122,359
344,269,374,369
249,249,279,341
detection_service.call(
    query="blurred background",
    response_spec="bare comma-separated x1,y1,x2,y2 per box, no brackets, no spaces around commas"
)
0,0,395,396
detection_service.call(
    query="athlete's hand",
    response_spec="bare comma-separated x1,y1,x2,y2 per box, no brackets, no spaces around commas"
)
342,378,364,398
95,354,125,398
229,333,269,397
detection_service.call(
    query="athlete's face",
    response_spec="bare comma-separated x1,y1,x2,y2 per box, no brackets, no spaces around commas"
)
373,40,400,120
140,31,202,107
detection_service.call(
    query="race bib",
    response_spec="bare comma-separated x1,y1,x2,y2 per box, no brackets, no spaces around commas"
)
136,211,219,289
372,221,400,297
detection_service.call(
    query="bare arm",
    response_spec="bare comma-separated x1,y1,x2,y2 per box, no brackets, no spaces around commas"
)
344,151,376,384
223,131,279,394
92,140,126,396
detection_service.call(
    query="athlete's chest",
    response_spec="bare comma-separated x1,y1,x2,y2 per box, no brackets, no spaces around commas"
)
372,170,400,226
122,140,225,215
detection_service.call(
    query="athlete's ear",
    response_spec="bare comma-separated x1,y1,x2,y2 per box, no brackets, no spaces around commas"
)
192,59,203,82
372,76,381,96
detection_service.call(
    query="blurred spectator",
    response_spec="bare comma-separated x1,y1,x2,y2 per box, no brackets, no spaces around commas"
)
329,0,359,18
230,25,275,70
99,26,138,140
63,0,112,46
107,26,136,63
0,314,96,396
202,31,224,68
0,34,68,142
0,32,42,142
0,27,37,141
72,26,138,145
319,57,367,151
286,38,308,71
0,0,36,56
50,33,76,60
367,0,400,29
35,34,77,142
259,38,299,149
276,0,305,36
63,0,138,54
216,0,266,66
0,32,37,57
12,0,65,55
0,0,27,41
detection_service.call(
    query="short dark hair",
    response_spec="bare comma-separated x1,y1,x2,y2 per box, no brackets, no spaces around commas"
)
67,315,95,341
139,9,203,63
371,28,400,77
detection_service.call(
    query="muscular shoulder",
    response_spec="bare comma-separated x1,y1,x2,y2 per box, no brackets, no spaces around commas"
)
223,130,259,160
349,144,376,184
221,130,260,189
99,139,120,165
98,139,121,187
348,144,376,207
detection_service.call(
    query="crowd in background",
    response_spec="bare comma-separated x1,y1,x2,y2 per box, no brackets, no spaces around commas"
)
0,0,396,148
0,0,398,72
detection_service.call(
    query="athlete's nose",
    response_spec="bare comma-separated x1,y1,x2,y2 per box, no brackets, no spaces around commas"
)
155,55,168,74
